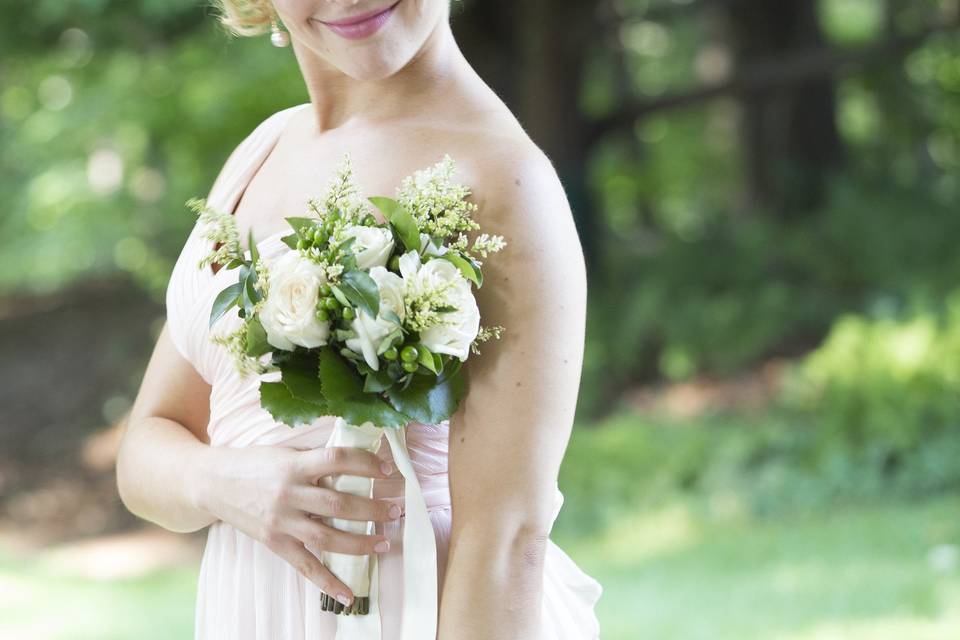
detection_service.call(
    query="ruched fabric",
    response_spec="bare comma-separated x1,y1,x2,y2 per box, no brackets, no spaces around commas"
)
164,102,603,639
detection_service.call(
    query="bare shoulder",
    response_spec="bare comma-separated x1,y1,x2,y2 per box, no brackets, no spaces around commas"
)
438,117,587,336
455,123,586,289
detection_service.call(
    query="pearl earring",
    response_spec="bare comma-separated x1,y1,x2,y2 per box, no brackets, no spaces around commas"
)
270,19,290,47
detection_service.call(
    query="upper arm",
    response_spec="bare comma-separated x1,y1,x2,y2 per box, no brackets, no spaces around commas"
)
447,144,588,533
125,321,212,444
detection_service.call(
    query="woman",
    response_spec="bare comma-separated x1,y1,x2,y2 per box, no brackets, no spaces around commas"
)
116,0,602,638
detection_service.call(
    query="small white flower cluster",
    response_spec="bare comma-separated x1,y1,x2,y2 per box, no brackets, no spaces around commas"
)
470,324,505,355
471,233,507,263
253,255,270,304
211,324,275,377
188,197,244,271
404,277,459,333
319,154,373,224
397,154,480,241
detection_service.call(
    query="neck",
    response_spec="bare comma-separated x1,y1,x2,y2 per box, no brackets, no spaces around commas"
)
291,17,469,133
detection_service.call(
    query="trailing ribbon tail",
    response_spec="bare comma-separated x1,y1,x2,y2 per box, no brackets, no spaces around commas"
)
385,426,439,640
329,421,438,640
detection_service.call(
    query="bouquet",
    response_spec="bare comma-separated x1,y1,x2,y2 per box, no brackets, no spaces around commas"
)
187,154,505,632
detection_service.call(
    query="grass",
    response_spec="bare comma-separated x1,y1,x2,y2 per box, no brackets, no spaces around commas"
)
2,494,959,639
552,493,960,640
0,553,196,639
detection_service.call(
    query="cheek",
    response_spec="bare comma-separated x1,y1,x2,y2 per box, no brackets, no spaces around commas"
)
273,0,319,32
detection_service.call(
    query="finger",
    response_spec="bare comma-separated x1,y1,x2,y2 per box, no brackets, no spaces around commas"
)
290,515,391,556
269,535,354,606
293,447,395,483
287,486,402,523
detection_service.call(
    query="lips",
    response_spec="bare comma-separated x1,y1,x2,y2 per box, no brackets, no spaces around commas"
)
316,0,401,40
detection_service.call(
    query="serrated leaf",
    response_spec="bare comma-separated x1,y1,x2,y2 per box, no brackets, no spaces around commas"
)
340,269,380,318
260,381,329,428
385,368,467,424
209,281,243,328
369,196,420,252
318,346,408,427
363,368,394,393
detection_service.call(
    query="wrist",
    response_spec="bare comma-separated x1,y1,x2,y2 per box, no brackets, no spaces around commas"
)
185,442,221,519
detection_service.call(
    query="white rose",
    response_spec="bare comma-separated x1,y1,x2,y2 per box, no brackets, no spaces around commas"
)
259,250,331,351
398,250,479,361
342,224,395,270
344,266,406,371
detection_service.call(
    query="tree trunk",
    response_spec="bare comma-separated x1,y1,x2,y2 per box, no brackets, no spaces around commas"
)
725,0,845,215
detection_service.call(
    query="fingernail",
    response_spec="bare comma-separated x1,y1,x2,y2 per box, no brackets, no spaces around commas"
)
374,540,390,553
380,462,394,475
337,593,352,606
388,504,401,519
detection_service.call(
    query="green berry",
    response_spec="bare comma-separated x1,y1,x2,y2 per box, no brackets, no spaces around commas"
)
400,345,419,363
342,306,355,321
319,283,332,296
316,307,330,322
324,296,340,310
383,346,398,361
402,361,419,373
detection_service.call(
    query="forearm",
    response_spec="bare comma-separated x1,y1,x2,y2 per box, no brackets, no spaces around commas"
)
116,414,218,533
438,520,549,640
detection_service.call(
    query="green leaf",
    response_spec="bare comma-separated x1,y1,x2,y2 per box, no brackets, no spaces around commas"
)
416,343,438,374
386,367,467,424
381,309,403,328
440,252,481,287
248,227,260,266
209,281,243,328
465,254,484,288
337,235,357,253
260,381,329,428
280,358,328,406
280,233,299,250
284,217,318,235
369,196,420,252
340,269,380,318
376,327,402,355
244,316,271,357
329,284,352,307
363,368,394,393
318,346,408,428
437,357,462,384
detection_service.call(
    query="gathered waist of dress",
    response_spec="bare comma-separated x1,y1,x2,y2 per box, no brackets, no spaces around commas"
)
372,473,451,515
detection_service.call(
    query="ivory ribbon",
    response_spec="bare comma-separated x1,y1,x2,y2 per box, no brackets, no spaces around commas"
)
325,418,438,640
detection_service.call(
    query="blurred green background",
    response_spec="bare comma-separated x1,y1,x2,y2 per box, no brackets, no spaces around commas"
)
2,0,960,638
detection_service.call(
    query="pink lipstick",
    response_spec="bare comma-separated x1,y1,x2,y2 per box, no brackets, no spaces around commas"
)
316,1,400,40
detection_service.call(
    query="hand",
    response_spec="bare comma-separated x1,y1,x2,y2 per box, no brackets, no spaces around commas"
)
196,443,401,602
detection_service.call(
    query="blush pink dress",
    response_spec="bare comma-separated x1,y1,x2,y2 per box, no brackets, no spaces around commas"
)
164,103,603,639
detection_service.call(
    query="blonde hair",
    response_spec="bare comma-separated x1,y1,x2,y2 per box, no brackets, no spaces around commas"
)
211,0,276,37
